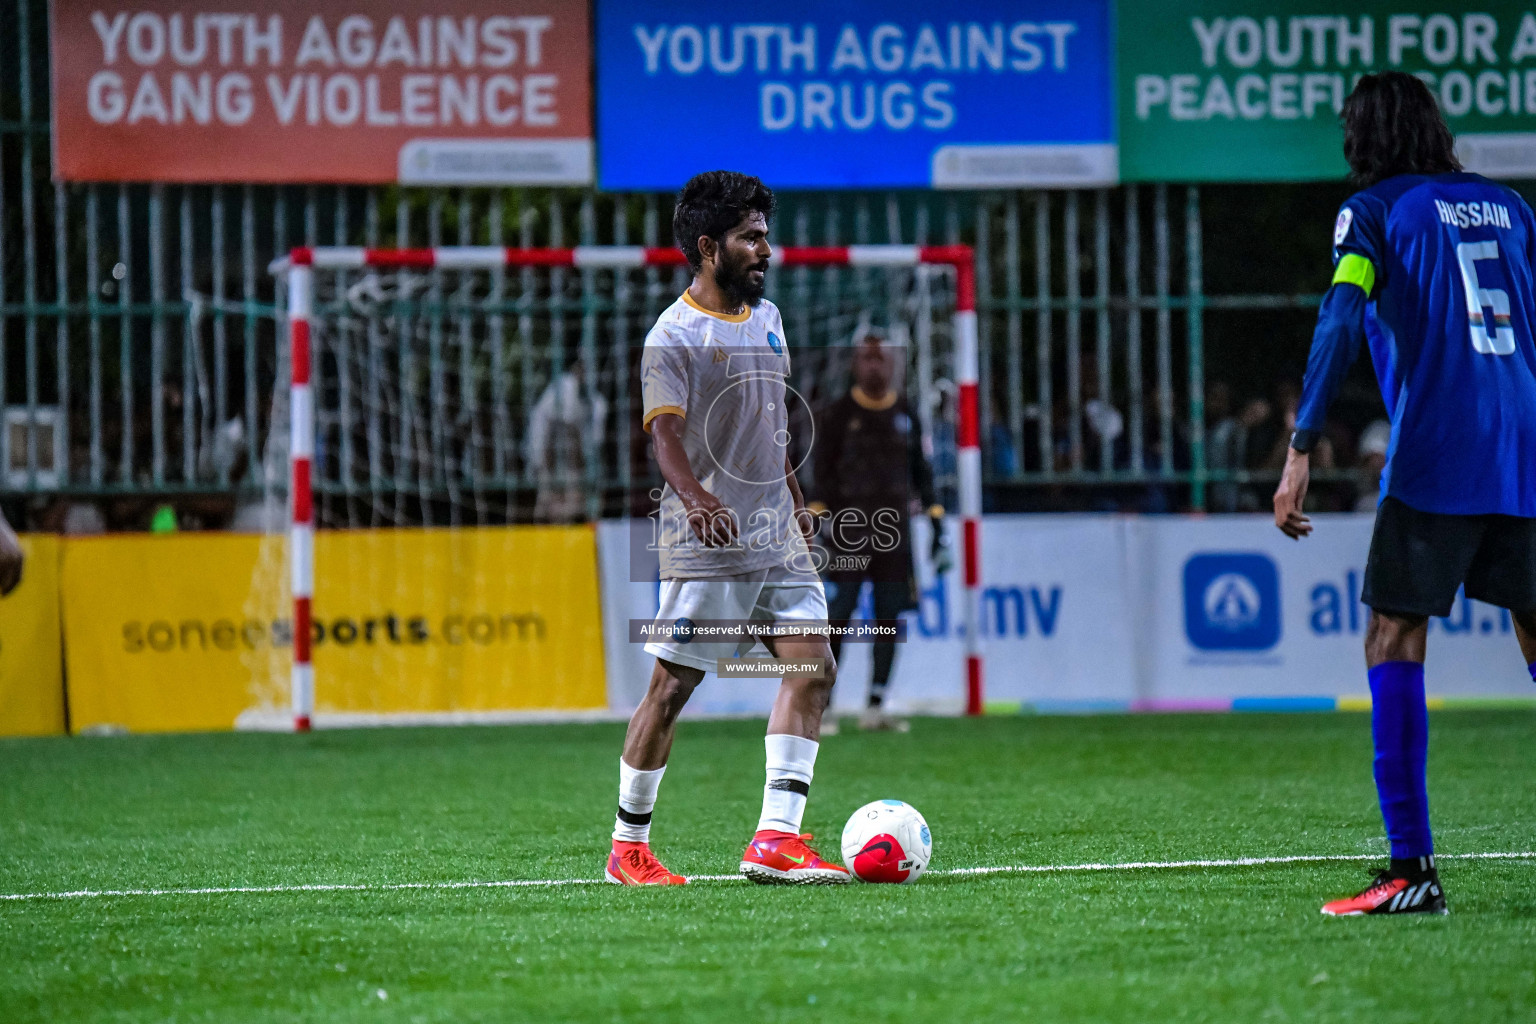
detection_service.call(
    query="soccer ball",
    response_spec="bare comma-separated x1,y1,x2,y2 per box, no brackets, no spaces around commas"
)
840,800,932,883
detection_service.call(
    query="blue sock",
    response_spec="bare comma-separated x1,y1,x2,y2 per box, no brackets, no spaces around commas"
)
1529,662,1536,685
1368,661,1432,860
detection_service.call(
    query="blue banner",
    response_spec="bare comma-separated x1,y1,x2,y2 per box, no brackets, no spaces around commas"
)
595,1,1116,191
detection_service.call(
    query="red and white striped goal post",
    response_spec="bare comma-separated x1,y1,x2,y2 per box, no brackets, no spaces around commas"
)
272,244,985,731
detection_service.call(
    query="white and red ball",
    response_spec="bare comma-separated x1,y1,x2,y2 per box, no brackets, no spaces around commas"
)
840,800,932,883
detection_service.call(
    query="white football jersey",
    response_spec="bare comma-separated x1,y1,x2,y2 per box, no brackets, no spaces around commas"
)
641,292,810,579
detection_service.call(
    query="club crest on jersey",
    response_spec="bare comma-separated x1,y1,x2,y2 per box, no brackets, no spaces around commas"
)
1334,208,1353,246
766,331,782,355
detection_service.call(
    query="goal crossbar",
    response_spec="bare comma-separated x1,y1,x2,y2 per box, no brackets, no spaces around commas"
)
272,245,984,732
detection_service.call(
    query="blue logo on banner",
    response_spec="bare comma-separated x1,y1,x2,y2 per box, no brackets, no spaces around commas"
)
767,331,782,354
1183,553,1280,651
595,0,1115,190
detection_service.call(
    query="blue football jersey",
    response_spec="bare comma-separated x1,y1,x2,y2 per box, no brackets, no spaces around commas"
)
1331,172,1536,517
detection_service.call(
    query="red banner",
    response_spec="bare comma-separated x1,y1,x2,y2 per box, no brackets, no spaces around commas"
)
50,0,592,184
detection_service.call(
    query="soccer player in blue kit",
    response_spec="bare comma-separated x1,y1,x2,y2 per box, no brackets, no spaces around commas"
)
1274,72,1536,916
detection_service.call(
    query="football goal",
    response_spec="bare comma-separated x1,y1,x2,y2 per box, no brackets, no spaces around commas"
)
264,244,983,731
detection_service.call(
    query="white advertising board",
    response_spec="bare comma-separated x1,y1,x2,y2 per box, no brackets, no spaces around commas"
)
597,515,1534,716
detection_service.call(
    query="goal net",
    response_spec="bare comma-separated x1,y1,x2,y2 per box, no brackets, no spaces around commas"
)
254,245,980,730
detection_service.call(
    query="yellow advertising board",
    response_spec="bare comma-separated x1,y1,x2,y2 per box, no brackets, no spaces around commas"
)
310,527,606,715
62,534,284,733
0,536,66,737
61,527,605,733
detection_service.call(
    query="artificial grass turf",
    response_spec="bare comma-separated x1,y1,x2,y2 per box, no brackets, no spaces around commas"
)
1,712,1533,1023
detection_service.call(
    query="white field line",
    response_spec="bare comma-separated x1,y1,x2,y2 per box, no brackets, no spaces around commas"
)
2,851,1532,903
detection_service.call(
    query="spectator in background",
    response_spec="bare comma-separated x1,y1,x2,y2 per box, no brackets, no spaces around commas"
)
1354,419,1392,512
1206,380,1244,513
1234,394,1273,455
1125,383,1191,514
526,357,607,523
988,391,1020,478
1205,380,1322,512
1245,383,1290,470
1081,396,1125,468
0,506,23,595
1070,354,1127,474
37,497,107,534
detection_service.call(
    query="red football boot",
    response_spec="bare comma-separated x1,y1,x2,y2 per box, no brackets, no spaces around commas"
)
605,841,687,886
1321,869,1446,916
740,831,851,885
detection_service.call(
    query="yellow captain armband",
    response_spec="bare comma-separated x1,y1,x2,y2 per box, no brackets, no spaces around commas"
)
1332,253,1376,295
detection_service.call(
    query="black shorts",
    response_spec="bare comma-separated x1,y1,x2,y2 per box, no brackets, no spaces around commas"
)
1362,496,1536,617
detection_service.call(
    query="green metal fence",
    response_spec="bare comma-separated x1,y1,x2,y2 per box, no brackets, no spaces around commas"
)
2,0,1346,523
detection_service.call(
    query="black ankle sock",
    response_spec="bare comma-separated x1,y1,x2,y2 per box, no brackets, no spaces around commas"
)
1390,855,1436,879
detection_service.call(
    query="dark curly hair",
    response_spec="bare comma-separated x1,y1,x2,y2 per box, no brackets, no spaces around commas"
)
1342,71,1461,187
671,171,776,273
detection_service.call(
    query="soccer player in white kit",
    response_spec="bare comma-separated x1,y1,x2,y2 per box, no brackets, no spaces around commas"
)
605,171,850,886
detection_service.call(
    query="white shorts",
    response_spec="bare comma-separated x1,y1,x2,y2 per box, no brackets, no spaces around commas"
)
643,564,829,673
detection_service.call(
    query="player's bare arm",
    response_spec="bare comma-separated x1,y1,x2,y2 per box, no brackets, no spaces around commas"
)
650,412,737,548
0,507,24,596
1273,448,1312,540
784,455,815,541
1276,169,1373,542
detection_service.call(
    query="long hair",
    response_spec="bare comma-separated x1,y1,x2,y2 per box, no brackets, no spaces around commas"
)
672,171,776,272
1342,72,1461,187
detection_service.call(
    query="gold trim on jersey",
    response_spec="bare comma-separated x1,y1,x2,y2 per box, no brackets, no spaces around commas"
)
850,385,898,411
681,290,752,323
642,405,686,433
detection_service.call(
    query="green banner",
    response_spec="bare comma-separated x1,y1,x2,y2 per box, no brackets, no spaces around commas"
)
1119,5,1536,181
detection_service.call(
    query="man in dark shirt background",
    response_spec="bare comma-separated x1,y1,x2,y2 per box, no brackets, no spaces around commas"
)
810,335,947,732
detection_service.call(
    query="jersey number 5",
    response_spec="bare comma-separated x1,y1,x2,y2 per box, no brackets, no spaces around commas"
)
1455,241,1515,355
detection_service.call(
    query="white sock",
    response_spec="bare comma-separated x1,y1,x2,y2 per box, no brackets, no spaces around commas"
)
757,734,819,834
613,759,666,843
